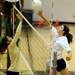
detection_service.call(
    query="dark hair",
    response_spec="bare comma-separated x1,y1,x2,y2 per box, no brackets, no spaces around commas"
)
63,25,73,44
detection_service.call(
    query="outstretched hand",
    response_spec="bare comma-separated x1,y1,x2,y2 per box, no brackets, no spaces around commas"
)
37,10,43,16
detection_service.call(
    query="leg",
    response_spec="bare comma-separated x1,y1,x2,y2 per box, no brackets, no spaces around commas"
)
60,68,70,75
46,67,59,75
3,1,13,37
46,68,50,75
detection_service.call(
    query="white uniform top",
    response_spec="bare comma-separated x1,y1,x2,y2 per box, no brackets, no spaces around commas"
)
51,26,71,60
5,0,19,2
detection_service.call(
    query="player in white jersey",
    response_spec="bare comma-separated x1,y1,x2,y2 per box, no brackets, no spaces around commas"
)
38,11,73,75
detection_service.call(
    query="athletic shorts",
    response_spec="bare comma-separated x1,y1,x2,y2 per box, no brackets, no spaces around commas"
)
3,1,20,15
56,58,66,72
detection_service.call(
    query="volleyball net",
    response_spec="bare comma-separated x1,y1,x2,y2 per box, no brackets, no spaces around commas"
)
0,5,52,75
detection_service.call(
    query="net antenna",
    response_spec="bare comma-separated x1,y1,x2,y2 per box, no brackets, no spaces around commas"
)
51,0,57,75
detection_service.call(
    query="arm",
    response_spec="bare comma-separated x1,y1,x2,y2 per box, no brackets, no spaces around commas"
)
60,37,72,61
20,0,24,7
37,11,52,29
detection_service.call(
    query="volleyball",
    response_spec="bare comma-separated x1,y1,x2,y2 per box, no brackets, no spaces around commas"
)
32,0,42,14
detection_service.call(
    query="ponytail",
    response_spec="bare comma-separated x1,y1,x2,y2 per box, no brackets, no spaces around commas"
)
63,25,73,44
66,33,73,44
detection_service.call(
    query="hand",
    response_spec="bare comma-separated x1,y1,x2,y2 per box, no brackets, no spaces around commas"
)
7,36,12,44
37,11,43,16
66,51,72,61
0,12,3,15
16,13,22,21
66,56,71,61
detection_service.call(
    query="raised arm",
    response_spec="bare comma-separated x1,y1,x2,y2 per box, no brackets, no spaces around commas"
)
37,11,52,29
